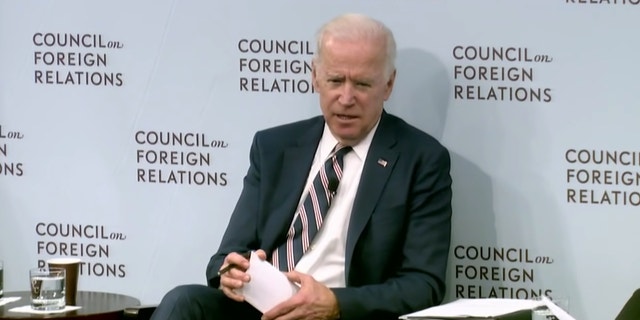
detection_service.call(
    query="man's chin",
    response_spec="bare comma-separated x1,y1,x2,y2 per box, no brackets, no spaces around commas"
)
327,125,362,142
335,133,363,146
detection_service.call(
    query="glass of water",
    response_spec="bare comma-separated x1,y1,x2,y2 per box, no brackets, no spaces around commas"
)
29,267,66,311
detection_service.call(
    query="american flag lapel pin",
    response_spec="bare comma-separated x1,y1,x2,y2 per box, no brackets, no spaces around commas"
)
377,158,388,167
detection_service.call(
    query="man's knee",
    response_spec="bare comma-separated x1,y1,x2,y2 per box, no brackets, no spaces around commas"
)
152,284,218,320
161,284,213,305
153,284,260,320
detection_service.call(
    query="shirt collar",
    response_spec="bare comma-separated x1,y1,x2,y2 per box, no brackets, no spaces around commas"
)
319,117,381,162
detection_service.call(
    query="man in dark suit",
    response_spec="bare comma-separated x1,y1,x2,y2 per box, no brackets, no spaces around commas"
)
151,13,452,320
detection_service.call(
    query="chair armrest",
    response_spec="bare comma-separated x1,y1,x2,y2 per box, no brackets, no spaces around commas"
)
123,304,158,320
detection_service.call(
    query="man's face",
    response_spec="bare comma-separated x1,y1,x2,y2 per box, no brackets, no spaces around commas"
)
312,36,396,146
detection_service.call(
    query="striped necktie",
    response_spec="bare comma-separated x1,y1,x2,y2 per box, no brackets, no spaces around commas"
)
272,144,352,271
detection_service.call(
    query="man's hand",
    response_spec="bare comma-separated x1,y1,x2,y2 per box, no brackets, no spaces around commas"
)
218,250,267,302
261,271,340,320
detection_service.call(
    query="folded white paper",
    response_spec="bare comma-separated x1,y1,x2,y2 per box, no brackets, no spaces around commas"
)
0,297,22,307
400,298,545,319
9,305,82,314
235,251,299,313
541,296,575,320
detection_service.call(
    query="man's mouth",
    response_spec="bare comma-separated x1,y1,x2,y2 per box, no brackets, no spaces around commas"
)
337,114,356,120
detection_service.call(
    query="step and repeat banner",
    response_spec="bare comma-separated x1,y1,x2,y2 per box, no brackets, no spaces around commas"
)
1,1,638,319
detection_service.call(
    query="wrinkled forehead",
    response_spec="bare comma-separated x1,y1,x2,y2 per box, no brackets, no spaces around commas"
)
314,20,395,77
318,35,387,64
319,31,387,55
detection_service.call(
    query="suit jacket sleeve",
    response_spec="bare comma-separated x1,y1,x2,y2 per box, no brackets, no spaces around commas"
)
204,117,322,288
205,133,263,288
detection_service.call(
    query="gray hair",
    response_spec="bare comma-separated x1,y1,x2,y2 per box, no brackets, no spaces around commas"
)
313,13,397,77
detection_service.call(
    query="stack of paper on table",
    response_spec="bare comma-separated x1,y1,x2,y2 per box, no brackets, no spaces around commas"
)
399,298,545,319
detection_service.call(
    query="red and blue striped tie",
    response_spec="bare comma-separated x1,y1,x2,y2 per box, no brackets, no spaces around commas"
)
272,144,352,271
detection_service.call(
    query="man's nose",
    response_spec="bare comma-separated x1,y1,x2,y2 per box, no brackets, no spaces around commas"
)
338,83,355,105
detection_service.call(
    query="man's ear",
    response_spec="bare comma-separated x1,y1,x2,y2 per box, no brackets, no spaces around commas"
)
311,61,319,90
384,69,397,100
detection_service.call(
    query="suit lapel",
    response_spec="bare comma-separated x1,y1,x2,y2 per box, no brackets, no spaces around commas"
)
345,112,398,274
267,118,324,249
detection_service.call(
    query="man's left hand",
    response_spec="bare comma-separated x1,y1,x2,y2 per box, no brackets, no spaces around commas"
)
261,271,340,320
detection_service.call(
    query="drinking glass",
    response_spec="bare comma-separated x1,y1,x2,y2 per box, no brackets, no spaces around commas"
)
29,267,66,311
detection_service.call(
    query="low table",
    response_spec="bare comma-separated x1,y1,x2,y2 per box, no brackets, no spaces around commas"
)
0,291,140,319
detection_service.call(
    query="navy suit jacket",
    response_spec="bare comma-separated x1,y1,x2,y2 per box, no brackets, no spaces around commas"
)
206,111,452,320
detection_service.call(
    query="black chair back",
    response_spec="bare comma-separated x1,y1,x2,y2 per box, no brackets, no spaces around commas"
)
616,289,640,320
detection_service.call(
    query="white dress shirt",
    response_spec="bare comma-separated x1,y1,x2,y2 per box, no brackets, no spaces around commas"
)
293,120,379,288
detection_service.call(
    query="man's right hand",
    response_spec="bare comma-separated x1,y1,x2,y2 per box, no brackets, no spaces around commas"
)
218,249,267,302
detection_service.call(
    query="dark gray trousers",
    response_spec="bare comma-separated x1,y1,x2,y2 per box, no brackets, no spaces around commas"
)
150,284,262,320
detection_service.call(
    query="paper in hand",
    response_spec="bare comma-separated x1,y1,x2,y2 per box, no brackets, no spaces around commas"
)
235,251,300,313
